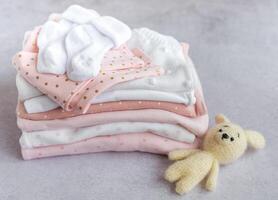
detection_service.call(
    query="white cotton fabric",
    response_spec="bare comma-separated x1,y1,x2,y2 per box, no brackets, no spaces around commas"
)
37,5,131,81
19,27,201,113
65,24,113,80
62,5,100,24
24,95,60,114
117,28,196,103
16,74,42,101
37,20,71,75
20,122,196,149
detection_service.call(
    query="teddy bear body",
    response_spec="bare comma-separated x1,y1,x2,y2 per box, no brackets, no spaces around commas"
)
164,114,265,195
165,151,215,194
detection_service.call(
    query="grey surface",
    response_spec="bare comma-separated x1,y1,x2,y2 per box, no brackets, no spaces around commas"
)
0,0,277,199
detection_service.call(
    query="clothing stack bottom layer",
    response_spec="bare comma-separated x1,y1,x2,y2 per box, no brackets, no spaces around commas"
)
14,27,209,160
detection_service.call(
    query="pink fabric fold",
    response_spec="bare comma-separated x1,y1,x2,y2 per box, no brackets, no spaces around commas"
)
14,27,164,113
13,49,163,113
21,132,201,160
17,109,209,136
17,88,207,121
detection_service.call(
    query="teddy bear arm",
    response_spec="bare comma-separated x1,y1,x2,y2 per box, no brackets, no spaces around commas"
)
168,149,201,161
205,159,219,191
245,130,266,149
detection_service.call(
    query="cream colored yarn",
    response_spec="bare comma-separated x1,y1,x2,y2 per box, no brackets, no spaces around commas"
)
164,114,265,195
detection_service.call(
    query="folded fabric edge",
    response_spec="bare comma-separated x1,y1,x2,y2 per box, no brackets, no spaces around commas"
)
21,132,202,160
17,110,209,136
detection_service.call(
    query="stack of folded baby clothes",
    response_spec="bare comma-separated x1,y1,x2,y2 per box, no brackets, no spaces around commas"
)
13,5,209,160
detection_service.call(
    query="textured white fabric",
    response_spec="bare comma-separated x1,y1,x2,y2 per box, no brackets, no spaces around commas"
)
62,6,131,47
92,16,131,47
24,95,59,113
37,20,71,75
20,122,196,148
62,5,100,24
37,5,131,81
65,24,113,80
65,25,113,80
123,28,195,104
16,74,42,101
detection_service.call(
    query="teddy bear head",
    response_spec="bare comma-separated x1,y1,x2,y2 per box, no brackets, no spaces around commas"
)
202,114,265,165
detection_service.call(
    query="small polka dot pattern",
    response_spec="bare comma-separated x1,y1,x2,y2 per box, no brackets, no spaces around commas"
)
16,26,209,161
21,132,201,160
17,89,207,121
13,45,164,113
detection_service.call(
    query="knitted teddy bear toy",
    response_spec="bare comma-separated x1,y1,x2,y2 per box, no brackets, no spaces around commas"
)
164,114,265,195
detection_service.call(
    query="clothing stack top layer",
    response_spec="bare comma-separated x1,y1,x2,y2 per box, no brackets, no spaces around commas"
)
13,5,209,160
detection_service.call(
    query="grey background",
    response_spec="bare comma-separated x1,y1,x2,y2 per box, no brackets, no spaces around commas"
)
0,0,277,199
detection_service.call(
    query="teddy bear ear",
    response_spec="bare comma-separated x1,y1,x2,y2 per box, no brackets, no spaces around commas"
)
245,130,266,149
215,114,230,124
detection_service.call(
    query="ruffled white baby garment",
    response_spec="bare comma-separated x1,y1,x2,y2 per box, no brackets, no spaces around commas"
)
37,5,131,81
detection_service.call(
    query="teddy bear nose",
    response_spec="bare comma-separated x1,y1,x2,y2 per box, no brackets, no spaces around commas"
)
222,133,229,139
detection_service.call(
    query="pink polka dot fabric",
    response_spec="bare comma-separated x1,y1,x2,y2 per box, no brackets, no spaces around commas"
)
14,24,209,160
17,88,207,121
13,47,163,113
21,133,201,160
13,26,164,113
17,110,209,135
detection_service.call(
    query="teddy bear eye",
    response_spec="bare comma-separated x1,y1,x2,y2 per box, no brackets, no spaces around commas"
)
219,129,223,132
238,133,240,138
